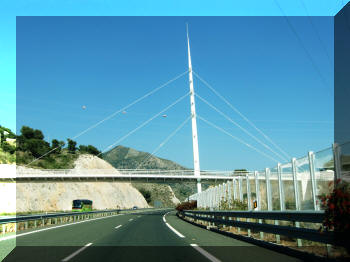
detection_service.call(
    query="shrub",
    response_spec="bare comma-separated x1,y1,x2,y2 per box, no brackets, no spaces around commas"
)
320,179,350,253
2,142,15,154
176,200,197,211
139,188,152,203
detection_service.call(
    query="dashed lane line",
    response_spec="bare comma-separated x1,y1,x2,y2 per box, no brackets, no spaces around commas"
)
61,242,93,261
190,244,222,262
115,225,122,229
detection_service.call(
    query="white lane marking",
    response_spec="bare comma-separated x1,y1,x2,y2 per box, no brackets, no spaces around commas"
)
115,225,122,229
129,218,133,221
61,242,93,261
165,222,185,238
0,214,123,242
163,211,185,238
190,244,222,262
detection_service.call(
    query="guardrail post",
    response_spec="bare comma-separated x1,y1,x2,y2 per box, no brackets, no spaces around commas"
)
25,221,28,230
2,224,5,235
292,157,302,247
34,220,37,228
308,151,319,211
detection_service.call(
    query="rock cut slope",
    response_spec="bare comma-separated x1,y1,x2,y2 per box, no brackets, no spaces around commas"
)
14,154,149,212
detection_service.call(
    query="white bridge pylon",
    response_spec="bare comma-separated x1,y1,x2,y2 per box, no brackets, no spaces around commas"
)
187,24,202,193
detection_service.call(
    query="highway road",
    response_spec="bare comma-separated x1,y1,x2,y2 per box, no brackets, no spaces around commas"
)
1,209,300,262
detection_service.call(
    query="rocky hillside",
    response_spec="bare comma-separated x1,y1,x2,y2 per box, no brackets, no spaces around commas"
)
11,155,150,213
102,145,188,170
102,145,198,201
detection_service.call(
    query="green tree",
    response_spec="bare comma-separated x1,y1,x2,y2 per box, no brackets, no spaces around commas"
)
2,142,16,154
20,126,36,139
26,139,50,158
87,145,100,156
0,131,4,146
79,144,101,156
139,188,152,203
67,139,77,154
79,145,88,152
51,139,65,153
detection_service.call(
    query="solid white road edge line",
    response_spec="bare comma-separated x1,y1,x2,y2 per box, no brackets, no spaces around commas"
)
190,244,222,262
61,242,93,262
0,214,123,242
163,211,185,238
115,225,122,229
165,223,185,238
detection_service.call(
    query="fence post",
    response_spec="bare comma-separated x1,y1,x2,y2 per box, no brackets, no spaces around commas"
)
308,151,319,211
292,158,301,211
233,179,237,200
277,163,285,211
265,168,272,211
254,171,260,209
276,163,284,244
246,174,251,237
255,171,263,239
292,157,302,247
228,181,232,208
332,143,342,182
238,177,243,201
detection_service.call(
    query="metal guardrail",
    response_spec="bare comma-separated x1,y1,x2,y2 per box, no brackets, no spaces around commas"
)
0,208,154,235
178,210,338,246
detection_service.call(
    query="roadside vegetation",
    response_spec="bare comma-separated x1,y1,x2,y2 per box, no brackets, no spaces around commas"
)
0,124,102,168
0,125,16,164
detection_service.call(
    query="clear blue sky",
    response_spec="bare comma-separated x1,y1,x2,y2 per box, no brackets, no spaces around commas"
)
1,1,347,171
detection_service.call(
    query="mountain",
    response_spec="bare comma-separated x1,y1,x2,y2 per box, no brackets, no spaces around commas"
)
102,145,189,170
102,145,200,202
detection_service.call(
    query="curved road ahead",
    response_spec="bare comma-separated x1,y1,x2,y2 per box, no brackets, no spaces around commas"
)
2,209,300,262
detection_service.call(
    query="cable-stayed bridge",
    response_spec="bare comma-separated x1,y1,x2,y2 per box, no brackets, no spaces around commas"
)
3,14,349,261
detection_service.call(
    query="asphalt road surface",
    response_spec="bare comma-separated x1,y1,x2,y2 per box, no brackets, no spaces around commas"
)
1,209,301,262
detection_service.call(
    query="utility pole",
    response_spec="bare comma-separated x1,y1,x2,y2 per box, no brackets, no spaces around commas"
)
187,24,201,193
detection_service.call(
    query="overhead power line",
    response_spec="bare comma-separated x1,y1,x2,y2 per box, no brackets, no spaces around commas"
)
273,0,331,91
193,71,291,160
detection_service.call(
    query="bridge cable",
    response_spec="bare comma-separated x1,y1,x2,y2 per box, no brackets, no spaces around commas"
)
195,93,288,162
136,116,191,170
193,71,291,160
25,70,188,167
97,92,190,156
197,115,280,163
